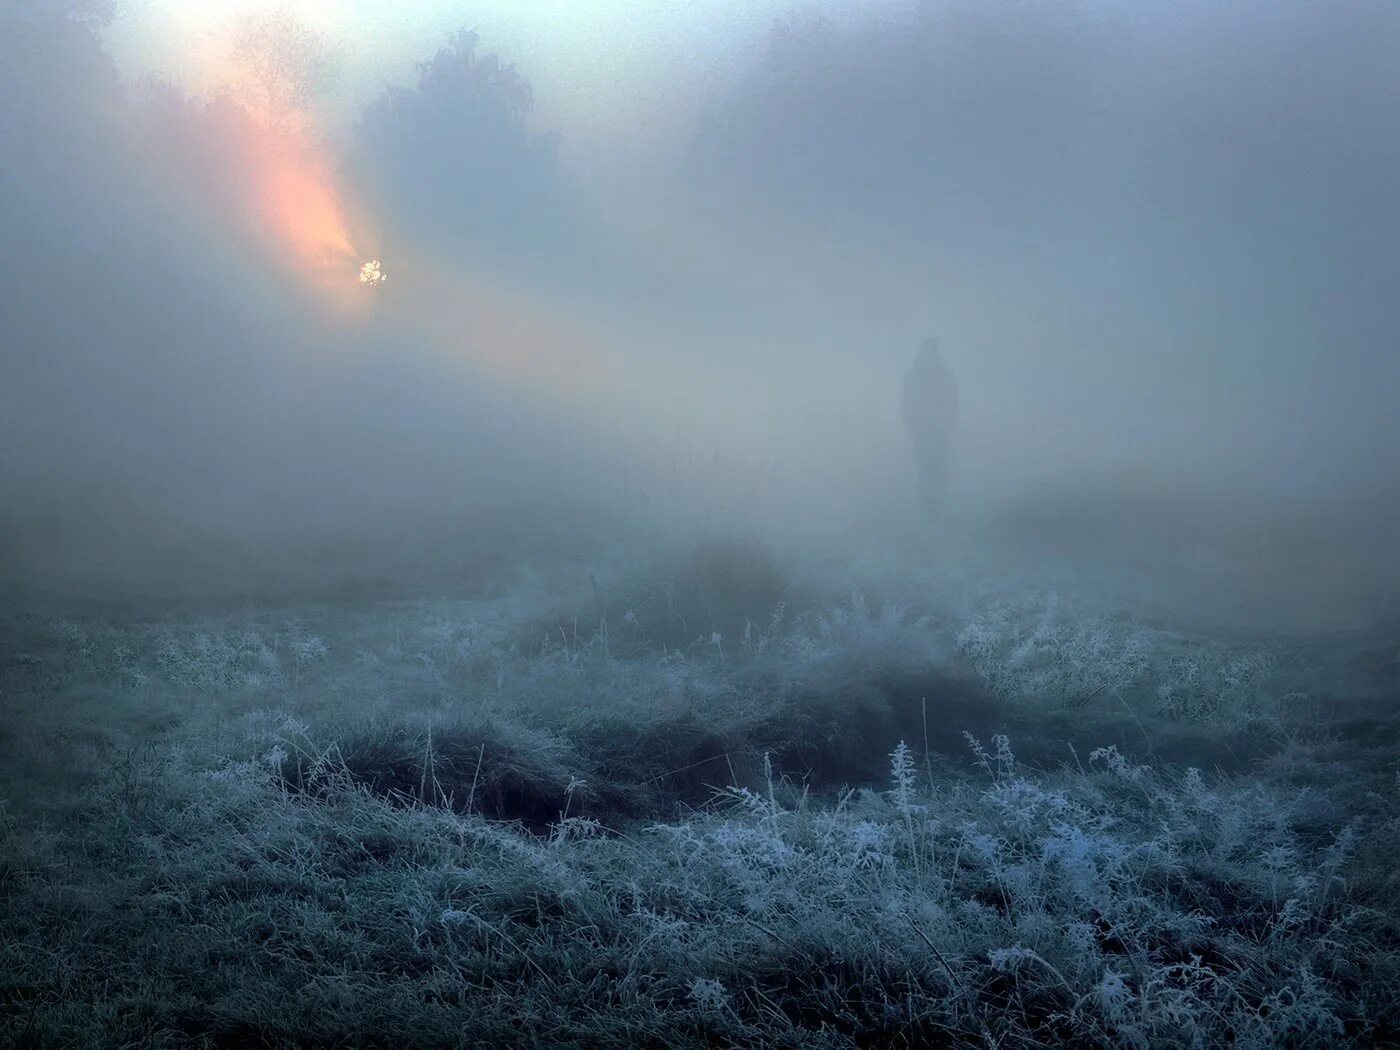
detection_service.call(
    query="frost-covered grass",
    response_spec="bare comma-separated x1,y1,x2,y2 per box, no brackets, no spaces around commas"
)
1,728,1394,1047
1,552,1395,1046
952,588,1285,726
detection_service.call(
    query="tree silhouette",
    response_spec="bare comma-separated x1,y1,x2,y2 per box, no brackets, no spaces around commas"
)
229,8,340,126
354,29,562,257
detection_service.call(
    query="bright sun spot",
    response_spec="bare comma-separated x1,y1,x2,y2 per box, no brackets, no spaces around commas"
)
359,259,387,286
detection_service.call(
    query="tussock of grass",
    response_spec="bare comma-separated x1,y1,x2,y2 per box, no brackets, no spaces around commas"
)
509,537,795,661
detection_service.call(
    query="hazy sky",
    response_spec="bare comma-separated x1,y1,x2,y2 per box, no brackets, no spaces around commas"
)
6,0,1400,619
104,0,911,169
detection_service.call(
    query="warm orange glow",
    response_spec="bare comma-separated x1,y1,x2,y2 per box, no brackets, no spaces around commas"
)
155,11,367,306
230,114,357,273
379,253,621,399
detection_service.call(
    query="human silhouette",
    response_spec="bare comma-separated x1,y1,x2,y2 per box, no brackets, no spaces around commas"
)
902,336,959,517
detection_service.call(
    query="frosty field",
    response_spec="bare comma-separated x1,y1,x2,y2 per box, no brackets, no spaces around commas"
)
3,546,1396,1048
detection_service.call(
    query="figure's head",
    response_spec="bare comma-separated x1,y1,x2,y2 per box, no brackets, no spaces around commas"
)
919,336,941,361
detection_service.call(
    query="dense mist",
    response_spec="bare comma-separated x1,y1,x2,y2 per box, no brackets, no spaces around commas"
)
7,6,1400,1046
3,0,1398,625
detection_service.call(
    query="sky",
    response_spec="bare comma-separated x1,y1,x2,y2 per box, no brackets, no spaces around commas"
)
103,0,911,171
4,0,1400,625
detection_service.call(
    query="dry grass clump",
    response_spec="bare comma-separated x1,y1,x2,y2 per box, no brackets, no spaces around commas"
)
514,536,795,659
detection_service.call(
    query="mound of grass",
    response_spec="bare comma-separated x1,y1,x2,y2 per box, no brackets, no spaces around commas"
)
517,537,795,658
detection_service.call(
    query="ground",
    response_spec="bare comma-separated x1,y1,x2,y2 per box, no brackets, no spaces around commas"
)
2,543,1397,1047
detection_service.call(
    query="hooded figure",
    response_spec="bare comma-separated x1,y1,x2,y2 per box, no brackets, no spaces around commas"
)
902,337,958,517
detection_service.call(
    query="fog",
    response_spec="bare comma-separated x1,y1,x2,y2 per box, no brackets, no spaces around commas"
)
3,0,1398,627
7,10,1400,1037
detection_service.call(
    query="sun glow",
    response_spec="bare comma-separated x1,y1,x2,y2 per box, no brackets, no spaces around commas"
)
229,113,358,272
359,259,387,285
158,8,373,308
158,9,635,377
191,95,384,317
